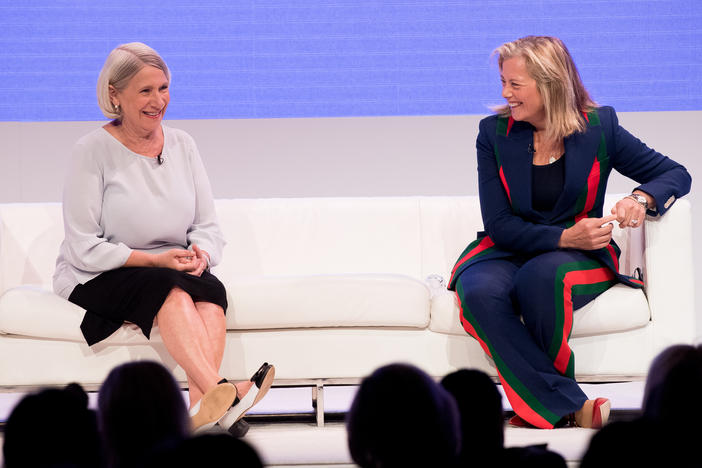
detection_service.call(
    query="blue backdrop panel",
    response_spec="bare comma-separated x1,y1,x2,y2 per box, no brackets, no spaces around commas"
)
0,0,700,121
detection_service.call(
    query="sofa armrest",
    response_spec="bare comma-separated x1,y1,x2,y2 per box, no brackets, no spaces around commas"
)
643,199,695,348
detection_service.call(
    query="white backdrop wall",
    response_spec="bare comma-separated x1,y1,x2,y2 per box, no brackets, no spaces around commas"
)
0,112,699,338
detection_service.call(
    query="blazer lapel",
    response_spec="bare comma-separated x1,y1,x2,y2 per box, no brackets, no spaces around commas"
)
496,121,535,216
550,126,602,220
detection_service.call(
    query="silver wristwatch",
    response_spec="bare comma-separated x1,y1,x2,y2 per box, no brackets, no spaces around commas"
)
627,193,649,210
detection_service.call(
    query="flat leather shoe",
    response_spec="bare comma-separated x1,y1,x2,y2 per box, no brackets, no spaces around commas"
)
218,362,275,430
191,382,238,433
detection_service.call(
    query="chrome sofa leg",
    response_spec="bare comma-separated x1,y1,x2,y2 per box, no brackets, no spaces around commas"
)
312,382,325,427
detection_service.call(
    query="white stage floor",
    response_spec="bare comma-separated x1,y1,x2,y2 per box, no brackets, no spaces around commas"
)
0,381,645,467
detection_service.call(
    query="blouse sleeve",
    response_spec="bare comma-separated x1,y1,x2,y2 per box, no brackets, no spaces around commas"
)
185,137,226,267
61,141,132,273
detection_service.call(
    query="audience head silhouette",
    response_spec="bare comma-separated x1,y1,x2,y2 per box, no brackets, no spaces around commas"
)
98,360,189,468
148,433,263,468
3,383,102,468
442,368,565,467
640,343,702,465
441,368,503,465
580,418,663,468
346,363,460,467
15,350,702,467
642,343,702,424
583,343,702,467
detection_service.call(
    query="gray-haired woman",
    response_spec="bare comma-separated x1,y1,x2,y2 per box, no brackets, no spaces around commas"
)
53,42,274,433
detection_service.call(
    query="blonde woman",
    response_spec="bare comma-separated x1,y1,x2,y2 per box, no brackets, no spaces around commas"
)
448,36,690,429
53,42,274,433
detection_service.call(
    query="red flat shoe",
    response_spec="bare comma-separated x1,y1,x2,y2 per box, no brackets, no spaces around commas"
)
574,398,610,429
508,414,537,428
591,397,610,428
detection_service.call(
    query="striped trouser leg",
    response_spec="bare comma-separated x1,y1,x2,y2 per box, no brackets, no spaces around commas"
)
456,252,616,428
514,251,618,379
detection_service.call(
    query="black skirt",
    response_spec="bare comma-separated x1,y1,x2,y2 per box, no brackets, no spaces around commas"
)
68,267,228,346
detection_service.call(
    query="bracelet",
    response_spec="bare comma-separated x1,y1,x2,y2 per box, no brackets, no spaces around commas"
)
626,193,649,210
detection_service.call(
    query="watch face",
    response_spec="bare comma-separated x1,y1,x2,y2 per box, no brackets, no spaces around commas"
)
631,194,647,207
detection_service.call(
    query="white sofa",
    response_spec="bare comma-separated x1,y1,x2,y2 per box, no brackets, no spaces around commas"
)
0,195,694,403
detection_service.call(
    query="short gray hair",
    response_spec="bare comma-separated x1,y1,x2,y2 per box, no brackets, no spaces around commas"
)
96,42,171,120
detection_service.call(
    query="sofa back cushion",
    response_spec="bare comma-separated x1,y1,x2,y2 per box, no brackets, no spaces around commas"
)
0,195,641,294
0,203,63,292
418,194,643,282
214,197,423,278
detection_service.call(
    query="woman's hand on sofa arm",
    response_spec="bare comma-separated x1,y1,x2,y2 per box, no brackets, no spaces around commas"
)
610,191,654,229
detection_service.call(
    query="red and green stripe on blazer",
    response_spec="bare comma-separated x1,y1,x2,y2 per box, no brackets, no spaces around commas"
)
494,110,606,218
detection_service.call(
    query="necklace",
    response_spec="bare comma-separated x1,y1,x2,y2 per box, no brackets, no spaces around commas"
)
532,131,563,165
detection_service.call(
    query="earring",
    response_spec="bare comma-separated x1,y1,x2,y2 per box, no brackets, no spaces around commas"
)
114,103,120,112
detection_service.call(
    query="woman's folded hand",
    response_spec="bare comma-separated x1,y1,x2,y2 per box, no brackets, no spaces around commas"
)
153,249,198,272
186,244,209,277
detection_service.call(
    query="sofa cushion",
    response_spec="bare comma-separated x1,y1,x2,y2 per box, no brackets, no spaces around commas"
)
0,274,430,343
0,203,63,292
0,286,85,341
0,286,163,344
214,197,423,278
429,283,650,338
226,274,430,330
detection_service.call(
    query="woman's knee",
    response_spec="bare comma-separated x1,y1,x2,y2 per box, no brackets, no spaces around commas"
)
158,287,197,321
195,301,225,320
458,271,506,302
166,286,191,302
456,267,516,320
513,254,561,300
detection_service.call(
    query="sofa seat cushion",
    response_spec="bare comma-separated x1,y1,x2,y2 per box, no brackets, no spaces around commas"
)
0,274,430,343
0,286,164,344
429,283,650,338
226,274,430,330
0,286,86,341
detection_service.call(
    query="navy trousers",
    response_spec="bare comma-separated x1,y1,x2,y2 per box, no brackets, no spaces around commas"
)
455,250,617,428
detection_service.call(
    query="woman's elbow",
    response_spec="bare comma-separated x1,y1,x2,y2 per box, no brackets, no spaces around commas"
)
485,223,516,250
681,168,692,194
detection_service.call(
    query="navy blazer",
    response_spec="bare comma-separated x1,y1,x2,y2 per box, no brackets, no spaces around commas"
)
448,106,691,290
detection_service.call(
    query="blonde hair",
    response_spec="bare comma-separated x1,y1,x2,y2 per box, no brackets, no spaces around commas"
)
96,42,171,120
493,36,596,141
